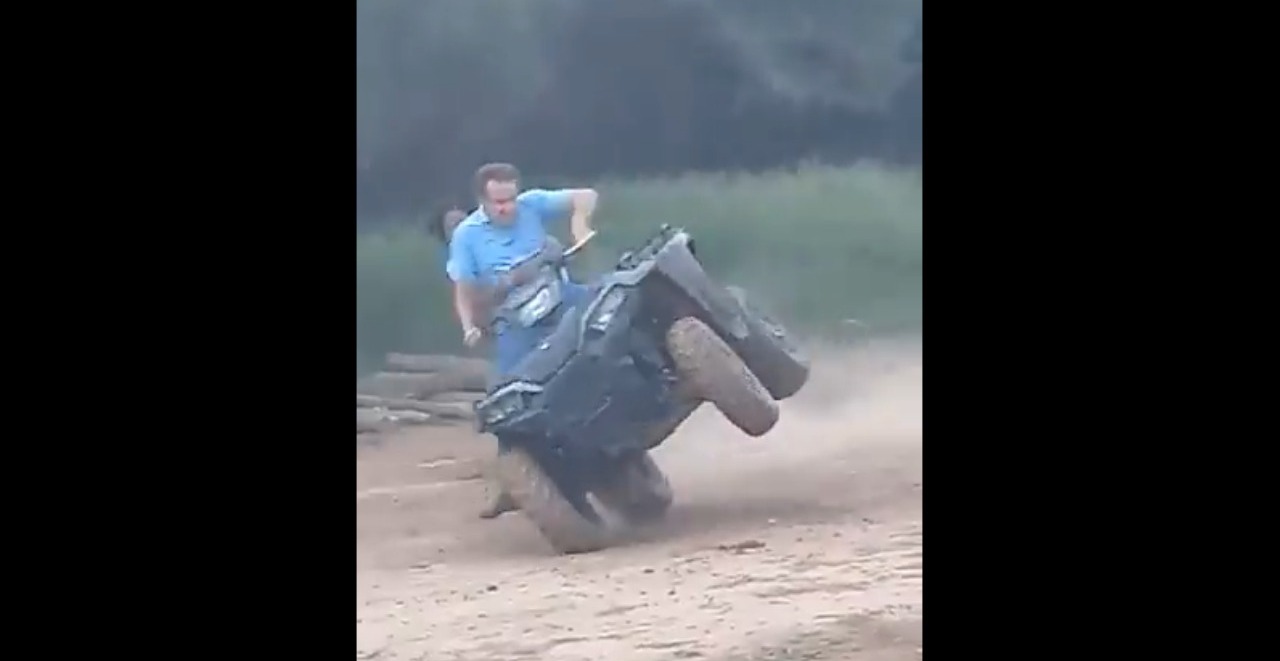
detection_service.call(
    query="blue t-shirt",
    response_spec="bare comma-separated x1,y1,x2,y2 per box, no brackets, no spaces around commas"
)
446,189,572,287
438,207,471,279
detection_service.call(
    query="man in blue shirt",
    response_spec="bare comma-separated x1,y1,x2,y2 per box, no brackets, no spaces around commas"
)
431,201,527,519
444,165,599,519
447,162,599,380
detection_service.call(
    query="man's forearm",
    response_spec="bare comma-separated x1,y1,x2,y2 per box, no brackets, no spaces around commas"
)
453,283,477,330
569,188,598,243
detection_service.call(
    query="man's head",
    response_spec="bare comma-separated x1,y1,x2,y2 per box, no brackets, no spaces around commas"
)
473,162,522,225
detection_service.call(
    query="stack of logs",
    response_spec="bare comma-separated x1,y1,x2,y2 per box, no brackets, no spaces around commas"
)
356,352,488,435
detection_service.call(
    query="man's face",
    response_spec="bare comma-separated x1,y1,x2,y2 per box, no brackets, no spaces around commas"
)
481,180,520,225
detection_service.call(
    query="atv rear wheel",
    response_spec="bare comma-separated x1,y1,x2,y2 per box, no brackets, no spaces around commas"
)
593,451,674,525
727,286,810,400
666,316,779,436
494,447,612,554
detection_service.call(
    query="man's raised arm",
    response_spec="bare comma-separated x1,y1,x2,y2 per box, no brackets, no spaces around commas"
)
566,188,598,246
522,187,599,245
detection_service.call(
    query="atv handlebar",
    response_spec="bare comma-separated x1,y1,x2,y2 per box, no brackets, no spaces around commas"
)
493,231,597,297
563,230,597,260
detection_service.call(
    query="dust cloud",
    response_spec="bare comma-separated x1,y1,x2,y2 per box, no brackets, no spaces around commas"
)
356,336,923,660
655,335,922,484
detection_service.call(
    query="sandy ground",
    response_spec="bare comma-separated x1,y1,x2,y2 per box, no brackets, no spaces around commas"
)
356,337,923,661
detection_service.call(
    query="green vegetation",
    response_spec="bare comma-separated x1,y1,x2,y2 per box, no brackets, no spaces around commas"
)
355,163,922,375
356,0,923,220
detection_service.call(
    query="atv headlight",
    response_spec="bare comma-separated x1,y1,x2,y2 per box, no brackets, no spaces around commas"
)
515,279,562,327
588,287,627,332
481,390,525,425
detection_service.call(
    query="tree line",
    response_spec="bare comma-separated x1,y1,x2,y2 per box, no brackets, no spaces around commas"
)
356,0,923,226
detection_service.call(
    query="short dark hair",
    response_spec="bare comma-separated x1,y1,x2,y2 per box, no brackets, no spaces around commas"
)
427,201,466,244
473,162,521,198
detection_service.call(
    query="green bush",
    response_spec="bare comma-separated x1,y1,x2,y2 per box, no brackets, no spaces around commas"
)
355,162,922,375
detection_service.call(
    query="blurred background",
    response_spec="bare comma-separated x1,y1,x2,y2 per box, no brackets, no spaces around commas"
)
356,0,922,375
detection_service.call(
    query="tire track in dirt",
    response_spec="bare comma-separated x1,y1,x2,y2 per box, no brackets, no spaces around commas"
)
356,338,922,660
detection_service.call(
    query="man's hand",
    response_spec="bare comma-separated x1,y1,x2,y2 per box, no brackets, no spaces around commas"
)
567,229,597,254
568,188,598,245
455,282,485,347
570,219,595,246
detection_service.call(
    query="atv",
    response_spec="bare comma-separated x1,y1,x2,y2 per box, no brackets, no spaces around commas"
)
473,223,809,554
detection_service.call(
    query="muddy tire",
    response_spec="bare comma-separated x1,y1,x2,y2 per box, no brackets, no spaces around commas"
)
593,452,674,525
495,447,611,554
726,286,810,400
666,316,779,436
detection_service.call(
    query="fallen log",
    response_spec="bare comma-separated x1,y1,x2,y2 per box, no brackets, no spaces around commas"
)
428,390,486,405
357,409,390,434
406,370,487,398
384,353,487,375
356,394,475,421
356,370,487,399
355,433,383,447
356,407,439,432
356,371,424,398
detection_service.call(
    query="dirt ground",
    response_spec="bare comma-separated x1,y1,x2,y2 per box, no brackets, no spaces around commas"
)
356,337,922,661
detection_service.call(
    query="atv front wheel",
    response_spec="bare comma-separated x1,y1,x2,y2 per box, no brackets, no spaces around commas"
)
494,446,612,554
666,316,779,436
593,451,674,525
726,286,810,400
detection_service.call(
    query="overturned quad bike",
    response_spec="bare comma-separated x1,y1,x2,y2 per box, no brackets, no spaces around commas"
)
473,224,809,554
